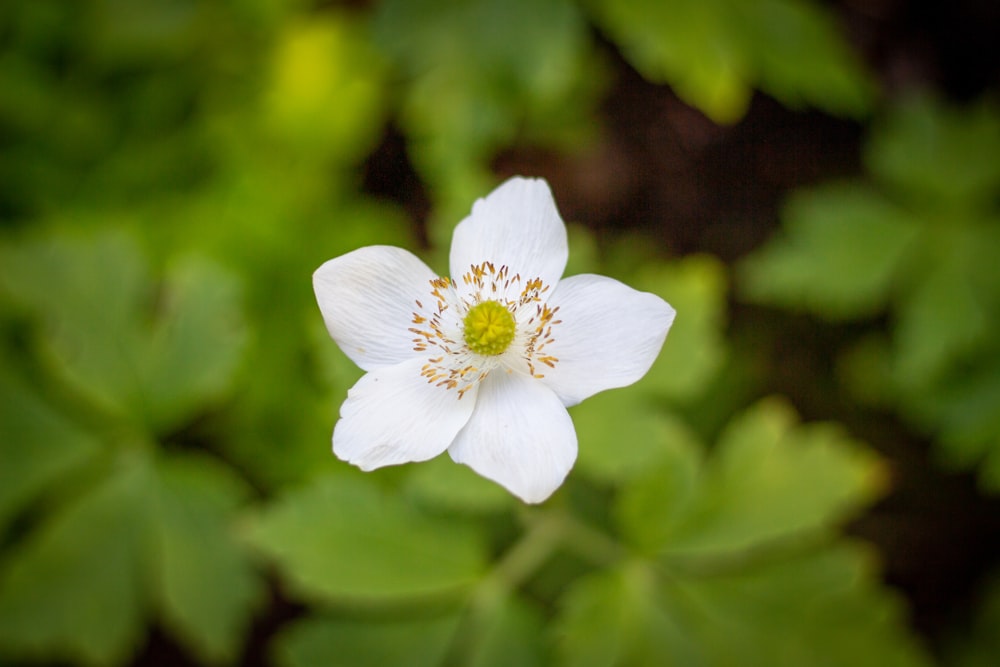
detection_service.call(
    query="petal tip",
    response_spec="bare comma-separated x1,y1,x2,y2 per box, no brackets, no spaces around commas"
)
449,451,568,504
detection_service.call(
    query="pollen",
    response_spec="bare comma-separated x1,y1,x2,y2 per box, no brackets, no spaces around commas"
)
463,300,516,356
411,262,561,397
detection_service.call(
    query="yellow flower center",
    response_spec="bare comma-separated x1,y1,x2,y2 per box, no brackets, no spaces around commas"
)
463,300,516,356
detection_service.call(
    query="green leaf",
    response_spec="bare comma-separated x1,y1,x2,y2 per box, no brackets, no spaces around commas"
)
556,546,931,667
372,0,602,215
892,228,992,388
142,256,248,430
866,95,1000,208
609,428,702,554
555,563,691,667
247,474,489,602
272,613,460,667
740,94,1000,492
629,254,729,399
0,406,262,667
587,0,874,123
738,184,918,319
464,593,546,667
585,0,750,123
0,231,148,417
742,0,875,116
0,232,247,433
0,356,100,530
905,351,1000,493
0,456,152,667
150,454,264,664
405,454,514,515
618,398,885,556
572,388,703,484
272,592,544,667
659,544,931,667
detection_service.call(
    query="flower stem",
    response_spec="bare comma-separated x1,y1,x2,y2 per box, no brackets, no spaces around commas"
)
491,509,567,590
443,507,629,666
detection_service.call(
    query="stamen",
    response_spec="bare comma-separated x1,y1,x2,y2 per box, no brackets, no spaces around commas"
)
410,261,563,395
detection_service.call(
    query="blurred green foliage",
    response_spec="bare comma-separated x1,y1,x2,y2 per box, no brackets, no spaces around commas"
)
0,233,263,665
740,95,1000,493
372,0,605,241
0,0,993,665
584,0,875,123
944,573,1000,667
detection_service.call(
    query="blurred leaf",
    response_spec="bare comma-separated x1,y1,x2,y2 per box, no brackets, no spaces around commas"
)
740,95,1000,490
0,52,61,138
142,256,249,430
406,454,514,515
272,613,459,667
464,593,546,667
0,232,247,434
867,95,1000,208
150,454,264,664
586,0,874,124
0,444,263,667
247,474,488,602
943,571,1000,667
372,0,603,224
572,388,703,484
262,15,387,163
738,185,918,320
173,170,413,490
907,351,1000,492
662,544,931,667
564,223,600,278
0,356,101,531
892,223,993,388
557,545,930,667
0,456,152,667
0,232,146,417
884,221,1000,492
555,563,682,667
836,333,895,409
272,587,544,667
618,398,885,556
0,0,271,216
628,254,729,400
585,0,750,123
87,0,208,64
605,421,702,553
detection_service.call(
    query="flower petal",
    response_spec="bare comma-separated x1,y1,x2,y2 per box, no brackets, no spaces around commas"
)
448,372,576,503
449,177,568,299
541,274,676,406
334,357,478,470
314,246,437,371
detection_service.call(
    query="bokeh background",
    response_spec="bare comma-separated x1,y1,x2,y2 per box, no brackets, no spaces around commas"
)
1,1,999,665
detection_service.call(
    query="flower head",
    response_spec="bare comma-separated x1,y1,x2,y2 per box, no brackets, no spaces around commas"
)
313,177,675,502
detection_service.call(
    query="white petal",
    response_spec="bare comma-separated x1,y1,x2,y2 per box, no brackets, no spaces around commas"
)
449,177,568,299
540,274,676,407
314,246,437,371
448,372,576,503
334,357,478,470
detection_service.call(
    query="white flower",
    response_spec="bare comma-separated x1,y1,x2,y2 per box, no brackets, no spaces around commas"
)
313,177,676,503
